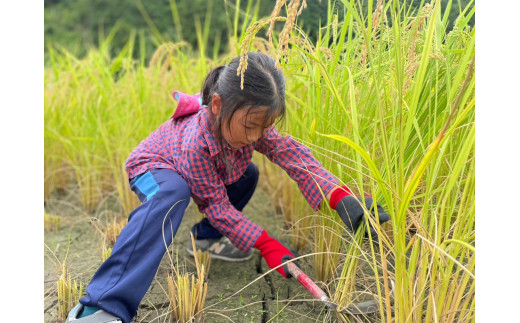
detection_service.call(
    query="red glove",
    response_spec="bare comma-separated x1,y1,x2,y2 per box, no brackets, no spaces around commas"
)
253,230,296,278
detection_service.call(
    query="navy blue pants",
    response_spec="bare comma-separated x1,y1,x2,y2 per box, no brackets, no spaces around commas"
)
79,163,258,323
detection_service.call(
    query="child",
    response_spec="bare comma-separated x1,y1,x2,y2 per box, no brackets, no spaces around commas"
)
66,52,389,323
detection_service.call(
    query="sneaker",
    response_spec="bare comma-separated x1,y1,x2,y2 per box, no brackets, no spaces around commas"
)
66,304,122,323
186,236,253,262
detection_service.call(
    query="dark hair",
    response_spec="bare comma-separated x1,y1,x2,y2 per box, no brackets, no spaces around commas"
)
201,52,286,169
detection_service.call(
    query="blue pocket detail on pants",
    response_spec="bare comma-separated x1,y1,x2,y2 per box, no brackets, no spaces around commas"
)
133,171,159,201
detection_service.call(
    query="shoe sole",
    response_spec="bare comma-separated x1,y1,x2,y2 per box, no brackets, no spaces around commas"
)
66,304,122,323
186,247,254,262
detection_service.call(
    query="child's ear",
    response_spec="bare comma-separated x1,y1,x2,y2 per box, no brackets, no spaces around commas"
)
211,93,221,115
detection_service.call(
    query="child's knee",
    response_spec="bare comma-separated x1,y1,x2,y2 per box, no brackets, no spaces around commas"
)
168,179,191,205
159,177,191,207
147,169,192,208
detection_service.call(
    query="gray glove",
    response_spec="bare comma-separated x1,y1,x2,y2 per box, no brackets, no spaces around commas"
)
336,196,390,240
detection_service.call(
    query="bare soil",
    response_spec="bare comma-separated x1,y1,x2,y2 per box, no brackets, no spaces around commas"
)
44,181,382,322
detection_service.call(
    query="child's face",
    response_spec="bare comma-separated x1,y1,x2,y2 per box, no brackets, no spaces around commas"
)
223,106,275,149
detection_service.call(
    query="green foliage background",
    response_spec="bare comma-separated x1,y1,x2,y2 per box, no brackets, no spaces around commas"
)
44,0,472,63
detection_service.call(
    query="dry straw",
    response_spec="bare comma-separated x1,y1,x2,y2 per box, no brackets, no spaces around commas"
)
89,211,127,256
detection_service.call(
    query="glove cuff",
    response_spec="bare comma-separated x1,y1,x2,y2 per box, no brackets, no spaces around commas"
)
253,230,296,279
329,186,353,210
253,230,269,249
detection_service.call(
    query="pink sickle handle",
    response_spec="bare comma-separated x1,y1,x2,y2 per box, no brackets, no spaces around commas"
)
286,262,337,311
286,261,380,315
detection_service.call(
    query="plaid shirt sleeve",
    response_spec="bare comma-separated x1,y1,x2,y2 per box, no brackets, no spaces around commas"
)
255,126,338,211
177,147,263,253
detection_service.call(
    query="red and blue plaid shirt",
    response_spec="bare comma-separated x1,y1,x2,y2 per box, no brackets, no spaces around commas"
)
125,93,338,252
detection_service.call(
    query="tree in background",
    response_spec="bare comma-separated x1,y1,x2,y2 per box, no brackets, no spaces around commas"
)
44,0,473,63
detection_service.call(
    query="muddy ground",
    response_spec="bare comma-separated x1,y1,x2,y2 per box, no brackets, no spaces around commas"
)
44,180,382,323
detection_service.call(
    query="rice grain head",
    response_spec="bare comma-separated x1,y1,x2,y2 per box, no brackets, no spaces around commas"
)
332,14,339,43
276,0,301,68
297,0,307,16
372,0,384,39
267,0,288,44
238,17,283,89
403,2,435,91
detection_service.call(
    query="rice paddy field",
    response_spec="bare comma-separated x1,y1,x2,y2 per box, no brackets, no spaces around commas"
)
43,0,476,322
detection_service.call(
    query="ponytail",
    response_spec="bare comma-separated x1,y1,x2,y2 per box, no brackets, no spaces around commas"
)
201,65,225,106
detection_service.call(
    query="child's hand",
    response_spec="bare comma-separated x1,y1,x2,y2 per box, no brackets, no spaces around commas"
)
253,230,297,278
330,187,390,240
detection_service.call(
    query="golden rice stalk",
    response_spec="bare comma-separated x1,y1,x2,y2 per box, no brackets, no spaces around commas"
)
167,270,208,322
44,212,61,231
237,54,248,90
332,232,363,312
196,251,212,280
104,212,127,247
148,41,189,68
57,264,84,320
167,234,208,322
269,0,308,69
312,213,343,282
101,243,113,262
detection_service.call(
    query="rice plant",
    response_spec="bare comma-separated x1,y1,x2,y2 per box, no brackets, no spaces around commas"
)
57,263,84,321
44,212,61,231
103,211,127,247
312,210,345,283
290,1,473,322
87,211,127,259
195,251,212,281
238,0,475,320
101,215,125,261
101,243,113,262
45,242,85,321
167,234,208,322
